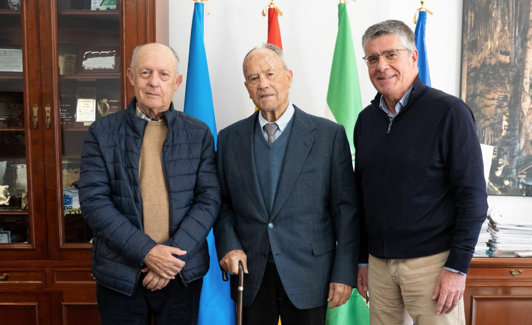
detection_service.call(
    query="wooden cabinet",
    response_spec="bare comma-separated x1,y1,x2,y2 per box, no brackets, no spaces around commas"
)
0,292,51,325
465,258,532,325
0,0,168,323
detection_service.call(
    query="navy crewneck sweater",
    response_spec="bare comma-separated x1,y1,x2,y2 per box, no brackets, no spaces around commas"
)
354,76,488,274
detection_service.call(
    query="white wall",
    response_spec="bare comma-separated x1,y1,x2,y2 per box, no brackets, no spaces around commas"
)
169,0,531,219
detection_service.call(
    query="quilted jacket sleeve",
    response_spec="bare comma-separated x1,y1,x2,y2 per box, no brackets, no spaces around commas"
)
79,124,157,267
163,129,221,261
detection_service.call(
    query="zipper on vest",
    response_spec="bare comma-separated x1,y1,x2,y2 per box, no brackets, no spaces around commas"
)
161,134,172,240
387,122,392,134
179,273,187,287
139,122,149,230
160,129,187,287
134,269,142,294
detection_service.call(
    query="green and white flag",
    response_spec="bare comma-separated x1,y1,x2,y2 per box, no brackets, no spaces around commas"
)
326,2,363,155
326,291,370,325
325,3,369,325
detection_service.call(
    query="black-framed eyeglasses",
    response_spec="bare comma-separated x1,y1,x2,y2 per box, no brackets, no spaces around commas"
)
363,49,410,67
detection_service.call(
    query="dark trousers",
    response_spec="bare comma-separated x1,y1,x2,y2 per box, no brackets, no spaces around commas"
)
96,274,203,325
243,263,327,325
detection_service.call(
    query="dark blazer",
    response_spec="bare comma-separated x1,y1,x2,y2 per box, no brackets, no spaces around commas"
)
214,106,358,309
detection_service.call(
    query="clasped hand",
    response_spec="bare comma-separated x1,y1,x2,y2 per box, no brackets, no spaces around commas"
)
142,244,187,291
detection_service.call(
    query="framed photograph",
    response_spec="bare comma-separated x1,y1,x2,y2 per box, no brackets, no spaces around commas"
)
461,0,532,196
0,228,11,243
76,87,96,122
91,0,117,11
7,0,20,10
75,47,119,75
0,49,23,72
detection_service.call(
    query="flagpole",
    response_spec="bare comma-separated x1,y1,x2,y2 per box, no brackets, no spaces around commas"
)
262,0,283,17
190,0,210,15
414,0,434,24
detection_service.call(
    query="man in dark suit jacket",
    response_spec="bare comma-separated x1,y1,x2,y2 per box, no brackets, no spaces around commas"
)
214,43,359,325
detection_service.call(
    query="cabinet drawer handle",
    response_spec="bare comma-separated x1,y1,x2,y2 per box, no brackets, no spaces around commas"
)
45,104,51,129
509,269,523,277
90,273,96,280
32,104,39,129
0,273,9,281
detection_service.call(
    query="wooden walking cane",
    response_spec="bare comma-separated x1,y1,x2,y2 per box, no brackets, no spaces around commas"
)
222,261,244,325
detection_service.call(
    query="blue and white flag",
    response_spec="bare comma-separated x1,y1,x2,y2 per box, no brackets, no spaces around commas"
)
184,3,235,325
415,11,431,86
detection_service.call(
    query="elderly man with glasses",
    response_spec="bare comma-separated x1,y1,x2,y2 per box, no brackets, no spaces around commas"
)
353,20,488,325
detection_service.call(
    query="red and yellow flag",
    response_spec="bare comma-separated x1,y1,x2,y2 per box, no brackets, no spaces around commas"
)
256,2,284,112
267,6,283,49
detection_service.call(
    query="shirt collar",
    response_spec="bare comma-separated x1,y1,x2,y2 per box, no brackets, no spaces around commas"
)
258,101,295,132
136,105,162,121
379,85,414,118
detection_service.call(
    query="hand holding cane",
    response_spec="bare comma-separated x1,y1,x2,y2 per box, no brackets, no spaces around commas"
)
222,261,244,325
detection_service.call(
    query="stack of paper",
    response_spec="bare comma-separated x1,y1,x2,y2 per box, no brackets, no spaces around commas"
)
473,218,490,257
486,209,532,257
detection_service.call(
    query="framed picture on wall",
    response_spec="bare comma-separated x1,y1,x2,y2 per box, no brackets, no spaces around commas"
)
460,0,532,196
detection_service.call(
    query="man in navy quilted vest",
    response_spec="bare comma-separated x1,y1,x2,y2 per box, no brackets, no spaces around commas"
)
79,43,221,325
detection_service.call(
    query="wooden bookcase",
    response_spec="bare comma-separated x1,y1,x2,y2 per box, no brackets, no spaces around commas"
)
0,0,168,323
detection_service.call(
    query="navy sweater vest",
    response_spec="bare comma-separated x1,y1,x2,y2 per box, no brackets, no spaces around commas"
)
254,117,294,214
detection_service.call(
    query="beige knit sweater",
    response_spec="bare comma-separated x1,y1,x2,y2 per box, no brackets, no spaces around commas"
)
138,120,170,244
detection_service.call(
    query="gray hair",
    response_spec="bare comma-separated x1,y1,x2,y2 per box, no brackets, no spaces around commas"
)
243,43,288,74
130,44,180,75
362,20,416,54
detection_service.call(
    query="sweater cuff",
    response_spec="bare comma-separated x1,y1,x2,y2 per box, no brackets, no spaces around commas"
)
444,267,466,276
444,248,473,274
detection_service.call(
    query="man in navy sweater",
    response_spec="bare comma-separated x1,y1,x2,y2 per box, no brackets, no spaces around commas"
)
354,20,488,325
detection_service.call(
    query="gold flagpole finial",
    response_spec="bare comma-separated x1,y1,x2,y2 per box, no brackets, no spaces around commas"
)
339,0,356,4
262,0,283,17
414,0,433,24
190,0,210,15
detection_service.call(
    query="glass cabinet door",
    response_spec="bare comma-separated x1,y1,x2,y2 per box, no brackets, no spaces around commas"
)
0,9,26,242
45,0,122,258
0,0,47,259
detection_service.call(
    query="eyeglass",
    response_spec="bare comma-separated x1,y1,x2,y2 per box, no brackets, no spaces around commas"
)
363,49,410,67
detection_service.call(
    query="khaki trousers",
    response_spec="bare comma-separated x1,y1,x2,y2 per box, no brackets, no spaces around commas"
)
368,251,465,325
